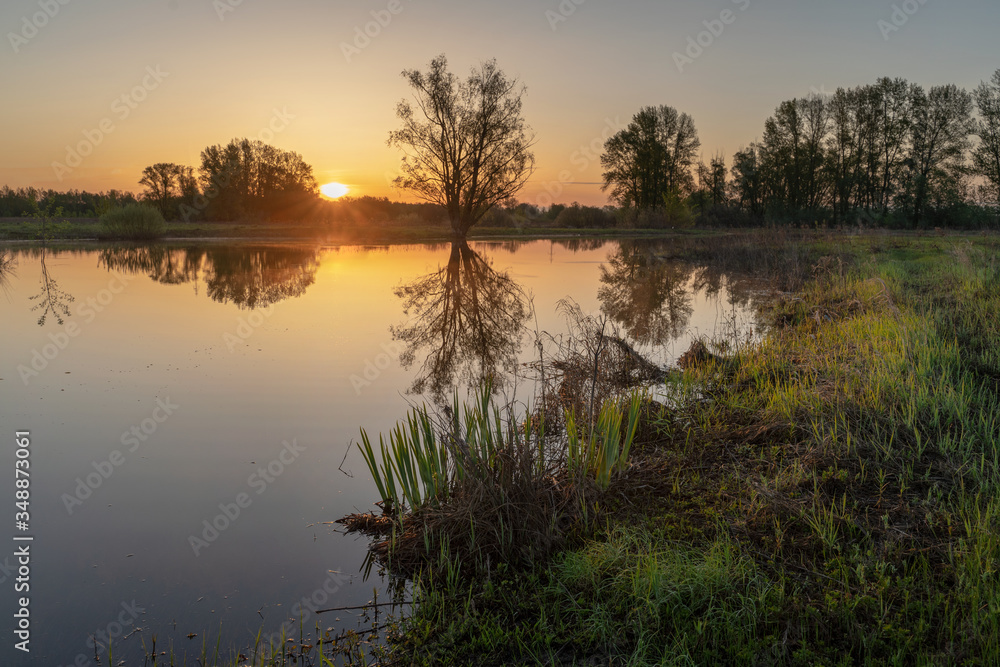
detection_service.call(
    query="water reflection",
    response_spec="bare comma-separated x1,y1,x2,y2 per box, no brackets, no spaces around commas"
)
30,247,75,325
0,247,16,293
98,245,320,309
597,243,693,346
391,242,532,400
0,239,762,666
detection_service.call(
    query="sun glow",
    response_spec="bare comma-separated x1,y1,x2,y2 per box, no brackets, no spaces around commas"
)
320,182,350,199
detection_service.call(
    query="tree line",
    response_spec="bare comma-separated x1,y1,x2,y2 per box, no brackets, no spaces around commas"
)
603,71,1000,229
136,138,318,222
0,186,138,218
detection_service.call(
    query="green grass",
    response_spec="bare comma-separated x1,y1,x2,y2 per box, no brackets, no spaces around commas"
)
355,232,1000,665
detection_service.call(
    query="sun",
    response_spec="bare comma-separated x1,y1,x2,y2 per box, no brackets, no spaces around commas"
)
320,182,350,199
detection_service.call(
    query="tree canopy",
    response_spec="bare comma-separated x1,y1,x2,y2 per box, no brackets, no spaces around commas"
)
601,105,701,212
197,138,317,222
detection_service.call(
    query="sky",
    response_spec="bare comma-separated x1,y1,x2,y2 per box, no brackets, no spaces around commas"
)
1,0,998,207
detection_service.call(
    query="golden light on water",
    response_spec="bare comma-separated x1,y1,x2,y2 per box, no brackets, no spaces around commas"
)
320,182,350,199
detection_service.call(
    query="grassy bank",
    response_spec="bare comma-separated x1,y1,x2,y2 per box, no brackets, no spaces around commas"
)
349,232,1000,665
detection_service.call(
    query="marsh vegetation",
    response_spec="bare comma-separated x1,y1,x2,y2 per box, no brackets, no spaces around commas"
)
340,230,1000,665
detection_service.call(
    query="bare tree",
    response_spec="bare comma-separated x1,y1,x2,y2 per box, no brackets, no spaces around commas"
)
389,55,535,240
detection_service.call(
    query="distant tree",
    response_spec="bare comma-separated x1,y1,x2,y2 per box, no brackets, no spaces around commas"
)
825,87,863,220
601,106,700,212
696,154,728,208
731,144,765,217
546,203,566,221
973,69,1000,205
176,166,200,214
139,163,182,217
388,55,535,240
553,203,617,228
902,84,975,225
757,97,827,217
800,96,830,210
872,78,916,215
198,139,317,221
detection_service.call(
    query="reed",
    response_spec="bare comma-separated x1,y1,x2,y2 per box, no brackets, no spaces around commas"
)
566,392,642,489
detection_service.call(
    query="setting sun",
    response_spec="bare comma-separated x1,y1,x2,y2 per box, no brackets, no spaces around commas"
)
320,182,350,199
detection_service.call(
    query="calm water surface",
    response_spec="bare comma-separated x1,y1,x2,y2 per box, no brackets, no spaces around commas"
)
0,239,755,665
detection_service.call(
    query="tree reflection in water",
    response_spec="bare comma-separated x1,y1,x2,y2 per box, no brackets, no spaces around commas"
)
29,247,75,326
597,243,693,346
391,242,532,401
98,245,320,309
0,247,17,294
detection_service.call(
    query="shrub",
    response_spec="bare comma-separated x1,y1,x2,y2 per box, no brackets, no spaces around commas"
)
99,204,166,240
553,203,617,229
616,198,695,229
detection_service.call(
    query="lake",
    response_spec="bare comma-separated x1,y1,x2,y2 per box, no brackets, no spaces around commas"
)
0,238,756,665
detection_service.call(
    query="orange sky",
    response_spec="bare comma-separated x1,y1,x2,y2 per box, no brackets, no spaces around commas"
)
1,0,997,208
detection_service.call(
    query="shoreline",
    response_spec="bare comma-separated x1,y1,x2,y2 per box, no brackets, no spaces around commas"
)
340,231,1000,665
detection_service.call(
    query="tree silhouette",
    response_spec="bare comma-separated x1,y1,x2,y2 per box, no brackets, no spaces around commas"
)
139,163,182,217
974,69,1000,205
198,139,318,221
601,105,700,212
903,84,975,225
389,55,535,240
